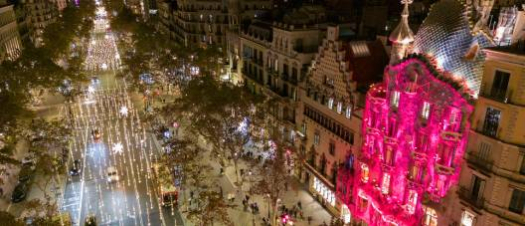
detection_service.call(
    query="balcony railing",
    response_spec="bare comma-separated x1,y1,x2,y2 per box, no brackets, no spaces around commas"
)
458,186,485,210
466,151,494,173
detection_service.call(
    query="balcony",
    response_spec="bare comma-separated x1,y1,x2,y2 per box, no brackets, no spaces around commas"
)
480,83,512,104
457,186,485,210
466,151,494,173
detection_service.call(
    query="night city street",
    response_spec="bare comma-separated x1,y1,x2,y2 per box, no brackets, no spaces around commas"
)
1,0,525,226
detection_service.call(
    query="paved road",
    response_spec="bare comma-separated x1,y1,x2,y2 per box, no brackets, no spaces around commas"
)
61,4,183,225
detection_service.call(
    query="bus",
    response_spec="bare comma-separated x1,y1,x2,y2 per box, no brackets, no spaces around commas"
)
151,163,179,207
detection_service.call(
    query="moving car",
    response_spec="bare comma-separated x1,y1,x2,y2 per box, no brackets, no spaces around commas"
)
11,182,29,203
106,166,119,183
69,159,82,176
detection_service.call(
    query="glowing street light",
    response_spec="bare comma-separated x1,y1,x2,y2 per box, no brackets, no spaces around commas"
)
120,106,129,117
112,142,124,154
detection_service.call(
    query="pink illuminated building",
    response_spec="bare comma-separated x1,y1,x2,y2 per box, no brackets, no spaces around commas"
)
337,54,475,225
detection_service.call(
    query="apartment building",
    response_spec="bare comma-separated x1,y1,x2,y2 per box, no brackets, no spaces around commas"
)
300,25,387,217
0,2,22,62
240,20,321,151
24,0,58,46
172,0,271,48
452,43,525,226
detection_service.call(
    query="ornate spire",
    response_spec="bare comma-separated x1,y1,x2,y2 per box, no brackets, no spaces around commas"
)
389,0,415,64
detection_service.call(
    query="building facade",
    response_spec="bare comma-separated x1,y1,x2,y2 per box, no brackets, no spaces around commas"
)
0,3,22,62
453,45,525,226
301,25,387,217
338,53,474,225
24,0,58,46
172,0,271,48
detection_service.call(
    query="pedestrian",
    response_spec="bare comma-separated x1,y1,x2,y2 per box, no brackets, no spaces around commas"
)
190,191,194,198
307,216,312,225
298,201,302,209
245,195,250,201
220,167,224,175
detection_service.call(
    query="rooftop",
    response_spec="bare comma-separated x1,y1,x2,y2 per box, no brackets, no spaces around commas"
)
486,40,525,56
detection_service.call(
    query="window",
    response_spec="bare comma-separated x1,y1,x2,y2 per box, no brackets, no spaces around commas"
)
301,122,306,134
381,173,390,194
421,101,431,120
328,97,334,109
361,164,369,183
407,190,418,214
423,206,438,226
483,107,501,137
337,102,342,114
314,131,320,145
491,70,510,100
470,175,484,201
520,155,525,175
391,91,400,108
328,142,335,155
461,211,475,226
509,189,525,214
345,106,352,119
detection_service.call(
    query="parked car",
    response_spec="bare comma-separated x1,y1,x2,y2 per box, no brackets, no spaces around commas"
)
106,167,119,183
69,159,82,176
11,182,29,203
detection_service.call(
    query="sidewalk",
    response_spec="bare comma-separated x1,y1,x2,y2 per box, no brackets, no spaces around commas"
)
132,85,333,226
0,92,70,216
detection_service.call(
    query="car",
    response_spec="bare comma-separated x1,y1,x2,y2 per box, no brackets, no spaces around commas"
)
11,182,29,203
92,129,101,141
84,215,97,226
69,159,82,176
106,166,119,183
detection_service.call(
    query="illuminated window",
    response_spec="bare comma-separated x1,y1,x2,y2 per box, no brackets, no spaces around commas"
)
328,97,334,109
314,131,320,145
423,206,438,226
421,101,431,120
337,102,343,114
381,173,391,194
461,211,475,226
391,91,400,108
361,164,369,183
407,190,418,214
345,106,352,119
